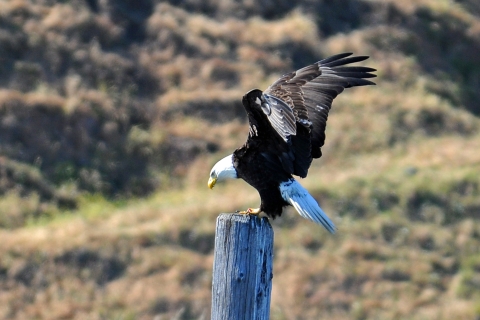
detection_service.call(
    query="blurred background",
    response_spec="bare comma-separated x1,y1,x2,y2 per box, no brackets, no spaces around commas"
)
0,0,480,319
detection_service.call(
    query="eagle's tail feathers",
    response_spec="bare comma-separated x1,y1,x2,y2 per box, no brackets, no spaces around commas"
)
279,179,336,233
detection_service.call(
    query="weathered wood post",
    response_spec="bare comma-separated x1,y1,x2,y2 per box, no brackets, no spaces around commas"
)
211,213,274,320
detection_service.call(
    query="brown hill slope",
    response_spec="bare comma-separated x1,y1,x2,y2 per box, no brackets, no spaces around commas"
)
0,0,480,319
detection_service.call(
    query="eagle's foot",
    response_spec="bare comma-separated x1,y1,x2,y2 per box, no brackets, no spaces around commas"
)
236,208,261,216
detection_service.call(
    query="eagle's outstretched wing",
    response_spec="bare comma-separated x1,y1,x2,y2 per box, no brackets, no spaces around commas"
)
264,52,376,162
241,53,376,178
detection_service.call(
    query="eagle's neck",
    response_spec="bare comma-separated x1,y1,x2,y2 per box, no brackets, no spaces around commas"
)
211,154,237,181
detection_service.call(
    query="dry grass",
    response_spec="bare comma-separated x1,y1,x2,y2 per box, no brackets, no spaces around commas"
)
1,0,480,319
1,140,480,319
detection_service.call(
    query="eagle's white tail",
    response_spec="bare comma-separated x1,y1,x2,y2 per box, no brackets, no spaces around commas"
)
279,179,336,233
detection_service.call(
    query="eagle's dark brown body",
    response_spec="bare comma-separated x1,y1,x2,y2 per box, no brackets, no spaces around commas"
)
232,101,288,217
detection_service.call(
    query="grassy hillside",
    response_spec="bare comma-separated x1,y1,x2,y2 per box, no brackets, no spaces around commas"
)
0,0,480,319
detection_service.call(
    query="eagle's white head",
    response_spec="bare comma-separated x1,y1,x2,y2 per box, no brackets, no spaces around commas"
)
208,154,238,189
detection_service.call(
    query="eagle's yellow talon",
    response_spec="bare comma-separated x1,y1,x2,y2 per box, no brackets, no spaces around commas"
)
237,208,261,215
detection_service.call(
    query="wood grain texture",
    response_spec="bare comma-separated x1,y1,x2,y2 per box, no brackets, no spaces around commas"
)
211,213,274,320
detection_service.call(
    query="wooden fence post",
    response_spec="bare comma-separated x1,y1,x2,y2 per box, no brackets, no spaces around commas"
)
211,213,274,320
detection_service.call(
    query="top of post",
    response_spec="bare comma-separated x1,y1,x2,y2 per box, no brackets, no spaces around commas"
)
217,213,272,230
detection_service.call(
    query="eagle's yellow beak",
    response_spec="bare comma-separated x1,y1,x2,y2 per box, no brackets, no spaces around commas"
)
208,177,217,189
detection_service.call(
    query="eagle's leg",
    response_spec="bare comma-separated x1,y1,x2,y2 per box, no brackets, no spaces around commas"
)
236,208,261,216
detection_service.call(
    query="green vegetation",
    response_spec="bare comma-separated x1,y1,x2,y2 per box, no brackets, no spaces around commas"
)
0,0,480,319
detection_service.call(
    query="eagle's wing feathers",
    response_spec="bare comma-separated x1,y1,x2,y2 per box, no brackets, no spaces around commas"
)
262,94,296,142
264,52,376,164
243,53,375,177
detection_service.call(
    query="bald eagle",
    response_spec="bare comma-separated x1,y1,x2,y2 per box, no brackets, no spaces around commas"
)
208,53,376,233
